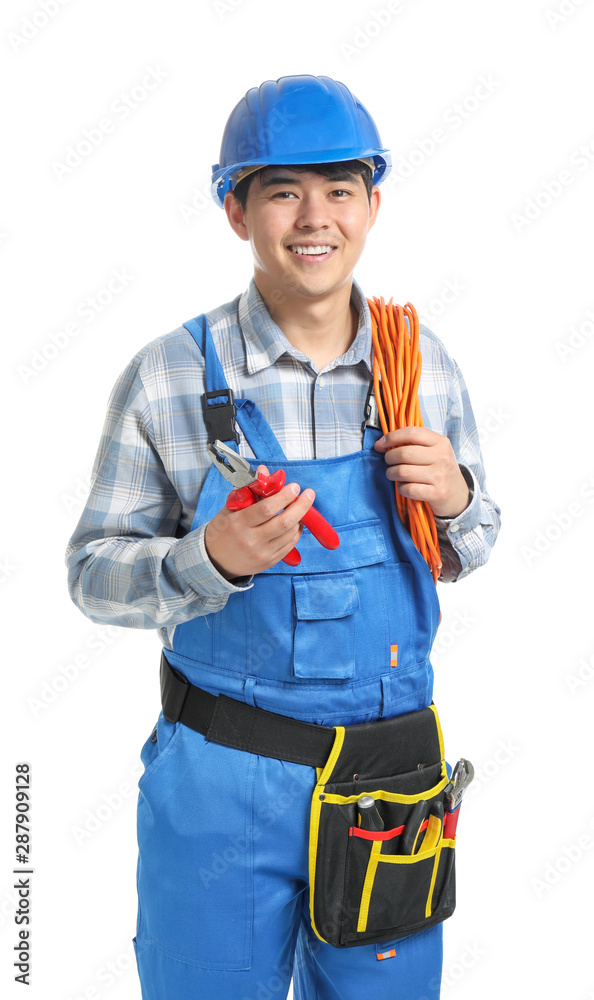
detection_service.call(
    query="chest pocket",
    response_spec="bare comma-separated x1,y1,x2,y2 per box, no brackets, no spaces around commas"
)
292,572,361,679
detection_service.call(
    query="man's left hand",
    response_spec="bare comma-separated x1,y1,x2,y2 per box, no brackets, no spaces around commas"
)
374,427,471,518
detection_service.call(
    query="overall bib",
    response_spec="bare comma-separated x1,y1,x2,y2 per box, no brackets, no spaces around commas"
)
133,314,444,1000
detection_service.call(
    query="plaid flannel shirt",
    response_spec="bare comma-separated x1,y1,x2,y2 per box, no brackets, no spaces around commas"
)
65,276,501,651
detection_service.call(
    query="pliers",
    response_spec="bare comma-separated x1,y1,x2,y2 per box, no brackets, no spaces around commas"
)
206,439,340,566
402,758,475,855
445,758,474,812
401,798,444,854
441,757,474,839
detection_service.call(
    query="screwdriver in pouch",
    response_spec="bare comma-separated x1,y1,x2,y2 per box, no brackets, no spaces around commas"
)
402,799,429,854
357,796,384,832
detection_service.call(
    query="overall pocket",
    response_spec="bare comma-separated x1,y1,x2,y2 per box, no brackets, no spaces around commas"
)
138,710,181,791
308,703,459,948
292,572,360,679
136,722,256,970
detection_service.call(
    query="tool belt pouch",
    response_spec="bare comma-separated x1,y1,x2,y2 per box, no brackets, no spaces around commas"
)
308,704,457,948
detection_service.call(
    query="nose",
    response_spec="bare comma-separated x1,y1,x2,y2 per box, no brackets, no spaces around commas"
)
294,190,332,231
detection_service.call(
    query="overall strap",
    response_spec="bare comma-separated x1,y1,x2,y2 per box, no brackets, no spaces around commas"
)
183,313,287,462
235,400,287,462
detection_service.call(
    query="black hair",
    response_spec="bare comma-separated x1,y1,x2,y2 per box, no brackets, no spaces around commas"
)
230,159,374,212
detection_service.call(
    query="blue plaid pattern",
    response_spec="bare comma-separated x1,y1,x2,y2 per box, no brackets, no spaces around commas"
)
65,277,501,650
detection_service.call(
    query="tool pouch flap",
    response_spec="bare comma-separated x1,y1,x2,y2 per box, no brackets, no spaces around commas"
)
308,704,457,948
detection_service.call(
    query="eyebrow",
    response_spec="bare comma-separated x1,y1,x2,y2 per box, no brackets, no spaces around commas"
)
257,172,358,188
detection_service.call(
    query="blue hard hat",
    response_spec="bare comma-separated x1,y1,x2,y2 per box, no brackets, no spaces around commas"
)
211,74,392,207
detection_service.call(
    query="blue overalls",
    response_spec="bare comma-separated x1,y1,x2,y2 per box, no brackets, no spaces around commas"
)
133,314,444,999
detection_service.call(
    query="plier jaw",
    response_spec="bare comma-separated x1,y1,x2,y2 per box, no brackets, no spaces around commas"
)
206,439,259,489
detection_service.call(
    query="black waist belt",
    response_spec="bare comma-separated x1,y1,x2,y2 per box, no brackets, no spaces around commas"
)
160,652,440,770
160,652,336,768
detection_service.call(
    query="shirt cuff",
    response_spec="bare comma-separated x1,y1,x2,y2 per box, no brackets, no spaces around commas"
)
433,464,480,537
174,522,254,595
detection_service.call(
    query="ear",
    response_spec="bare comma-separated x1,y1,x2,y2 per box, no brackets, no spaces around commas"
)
366,186,381,233
224,191,250,242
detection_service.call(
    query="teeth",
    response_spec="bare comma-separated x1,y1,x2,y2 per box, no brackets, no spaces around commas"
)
289,245,335,255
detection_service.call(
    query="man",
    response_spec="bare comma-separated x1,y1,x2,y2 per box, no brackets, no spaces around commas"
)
66,75,500,999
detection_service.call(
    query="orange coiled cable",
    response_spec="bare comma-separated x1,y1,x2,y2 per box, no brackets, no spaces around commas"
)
367,296,442,585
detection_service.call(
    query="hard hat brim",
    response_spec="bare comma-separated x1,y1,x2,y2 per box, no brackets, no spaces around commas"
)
213,151,391,206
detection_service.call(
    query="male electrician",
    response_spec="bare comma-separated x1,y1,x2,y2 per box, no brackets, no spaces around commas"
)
66,75,500,1000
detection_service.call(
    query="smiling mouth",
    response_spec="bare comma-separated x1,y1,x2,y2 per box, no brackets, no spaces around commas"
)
286,244,338,260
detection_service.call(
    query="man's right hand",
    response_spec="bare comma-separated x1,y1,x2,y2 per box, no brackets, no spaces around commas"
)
204,465,316,580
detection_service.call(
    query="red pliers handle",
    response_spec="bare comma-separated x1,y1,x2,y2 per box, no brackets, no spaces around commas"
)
226,470,340,567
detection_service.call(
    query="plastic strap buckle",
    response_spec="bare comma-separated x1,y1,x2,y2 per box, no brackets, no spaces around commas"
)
362,381,381,432
201,388,240,444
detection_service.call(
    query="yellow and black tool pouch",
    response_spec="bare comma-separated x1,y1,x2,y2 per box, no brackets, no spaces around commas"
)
308,703,457,948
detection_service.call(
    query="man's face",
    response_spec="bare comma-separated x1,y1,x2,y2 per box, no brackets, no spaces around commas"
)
225,166,381,303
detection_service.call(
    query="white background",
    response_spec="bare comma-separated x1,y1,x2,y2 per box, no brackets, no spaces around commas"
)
1,0,593,997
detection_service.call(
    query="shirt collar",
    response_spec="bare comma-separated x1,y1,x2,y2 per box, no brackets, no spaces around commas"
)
238,276,373,375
